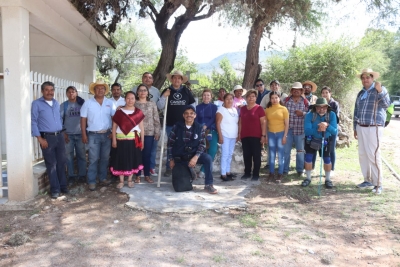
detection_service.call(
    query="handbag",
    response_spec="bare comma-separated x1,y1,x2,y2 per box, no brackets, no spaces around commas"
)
309,138,322,150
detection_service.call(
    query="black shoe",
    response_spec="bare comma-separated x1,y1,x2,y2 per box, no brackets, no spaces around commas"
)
61,188,69,194
68,177,76,186
227,173,237,178
220,175,233,182
78,176,86,183
51,192,60,199
325,180,333,189
241,174,251,180
264,164,269,169
301,179,311,187
251,176,259,181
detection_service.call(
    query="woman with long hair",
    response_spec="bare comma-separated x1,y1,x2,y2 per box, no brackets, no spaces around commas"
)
264,91,289,183
216,93,238,181
110,91,144,189
134,84,160,184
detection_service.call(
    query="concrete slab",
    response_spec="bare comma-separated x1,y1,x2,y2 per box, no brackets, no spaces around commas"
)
123,174,259,213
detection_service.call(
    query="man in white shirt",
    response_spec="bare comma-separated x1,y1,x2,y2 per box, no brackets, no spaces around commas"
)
110,83,125,109
81,80,116,191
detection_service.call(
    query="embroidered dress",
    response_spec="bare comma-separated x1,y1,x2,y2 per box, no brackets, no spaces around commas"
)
110,108,144,176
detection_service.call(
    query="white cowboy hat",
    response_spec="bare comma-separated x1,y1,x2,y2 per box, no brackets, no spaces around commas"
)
302,81,317,92
232,85,247,96
290,82,304,90
357,68,380,79
166,70,188,84
89,80,110,95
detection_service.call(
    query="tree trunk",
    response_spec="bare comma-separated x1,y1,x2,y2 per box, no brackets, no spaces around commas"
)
242,16,271,89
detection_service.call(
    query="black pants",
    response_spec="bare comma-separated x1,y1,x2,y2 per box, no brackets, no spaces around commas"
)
241,137,262,177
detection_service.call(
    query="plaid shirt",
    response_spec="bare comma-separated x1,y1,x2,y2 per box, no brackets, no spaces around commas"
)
353,82,391,130
285,96,309,135
167,123,206,159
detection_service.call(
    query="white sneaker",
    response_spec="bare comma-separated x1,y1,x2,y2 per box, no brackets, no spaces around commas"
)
149,168,158,177
372,186,382,194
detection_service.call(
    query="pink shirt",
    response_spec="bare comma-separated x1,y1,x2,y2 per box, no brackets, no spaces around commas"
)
233,97,246,112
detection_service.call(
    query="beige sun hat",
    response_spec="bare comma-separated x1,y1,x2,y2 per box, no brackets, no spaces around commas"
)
290,82,303,90
89,80,110,95
232,85,247,96
166,70,188,83
357,68,380,79
302,81,317,92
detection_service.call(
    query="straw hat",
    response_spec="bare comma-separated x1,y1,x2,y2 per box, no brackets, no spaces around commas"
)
232,85,247,96
302,81,317,92
166,70,188,83
290,82,303,90
89,80,110,95
357,68,380,79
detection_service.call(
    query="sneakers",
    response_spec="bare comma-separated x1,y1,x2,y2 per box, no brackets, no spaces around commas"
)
372,186,382,194
149,169,158,177
164,169,172,177
198,171,205,179
357,181,374,189
325,180,333,189
204,185,218,194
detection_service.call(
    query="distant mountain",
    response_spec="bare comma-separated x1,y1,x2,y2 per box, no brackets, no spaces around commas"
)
196,50,278,76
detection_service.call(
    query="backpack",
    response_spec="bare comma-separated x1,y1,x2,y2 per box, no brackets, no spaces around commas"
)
311,110,339,125
172,162,193,192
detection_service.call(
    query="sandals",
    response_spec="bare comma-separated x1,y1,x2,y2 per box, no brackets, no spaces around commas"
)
116,182,124,189
144,176,154,184
127,181,134,188
301,179,311,187
134,176,141,183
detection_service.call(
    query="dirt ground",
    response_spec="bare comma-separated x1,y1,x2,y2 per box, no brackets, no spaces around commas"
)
1,119,399,267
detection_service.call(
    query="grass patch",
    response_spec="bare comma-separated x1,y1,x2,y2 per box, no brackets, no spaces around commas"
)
239,214,259,228
248,234,264,243
176,256,185,264
212,255,226,263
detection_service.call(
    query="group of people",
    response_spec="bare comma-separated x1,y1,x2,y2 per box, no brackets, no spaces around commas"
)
31,68,390,198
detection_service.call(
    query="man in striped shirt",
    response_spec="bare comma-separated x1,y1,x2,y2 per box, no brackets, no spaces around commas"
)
354,69,391,194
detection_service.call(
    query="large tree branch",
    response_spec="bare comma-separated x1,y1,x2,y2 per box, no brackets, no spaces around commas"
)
192,5,216,21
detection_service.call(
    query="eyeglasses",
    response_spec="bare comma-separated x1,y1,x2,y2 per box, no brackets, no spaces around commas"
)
255,84,263,87
303,86,311,89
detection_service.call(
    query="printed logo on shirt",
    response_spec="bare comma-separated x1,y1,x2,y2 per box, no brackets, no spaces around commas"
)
68,107,81,117
170,92,186,105
149,93,153,99
194,134,198,139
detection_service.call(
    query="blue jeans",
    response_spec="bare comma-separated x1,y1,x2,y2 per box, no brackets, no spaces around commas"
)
197,153,214,185
41,133,67,194
165,125,173,170
201,130,218,173
220,136,236,175
65,134,86,178
87,132,111,185
283,129,305,173
268,131,285,174
150,138,158,169
143,136,154,176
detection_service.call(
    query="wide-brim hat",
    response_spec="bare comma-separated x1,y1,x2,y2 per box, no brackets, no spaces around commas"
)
232,84,247,96
290,82,304,90
357,68,380,79
89,80,110,95
166,70,188,84
312,97,332,112
302,81,317,92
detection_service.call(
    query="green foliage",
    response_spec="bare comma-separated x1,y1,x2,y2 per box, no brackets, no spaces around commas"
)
97,23,157,90
210,57,243,91
262,39,365,110
383,30,400,95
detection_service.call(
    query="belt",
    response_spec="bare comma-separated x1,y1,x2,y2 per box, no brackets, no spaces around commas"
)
88,130,109,134
358,124,382,127
40,131,63,136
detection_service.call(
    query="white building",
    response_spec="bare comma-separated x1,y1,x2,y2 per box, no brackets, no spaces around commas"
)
0,0,114,201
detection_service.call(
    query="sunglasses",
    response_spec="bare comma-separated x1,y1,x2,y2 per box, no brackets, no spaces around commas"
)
255,84,263,87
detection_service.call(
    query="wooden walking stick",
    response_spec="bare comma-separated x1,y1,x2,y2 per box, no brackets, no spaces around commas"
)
157,95,169,187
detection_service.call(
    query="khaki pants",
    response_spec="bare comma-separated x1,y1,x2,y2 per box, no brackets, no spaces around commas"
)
356,124,383,186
